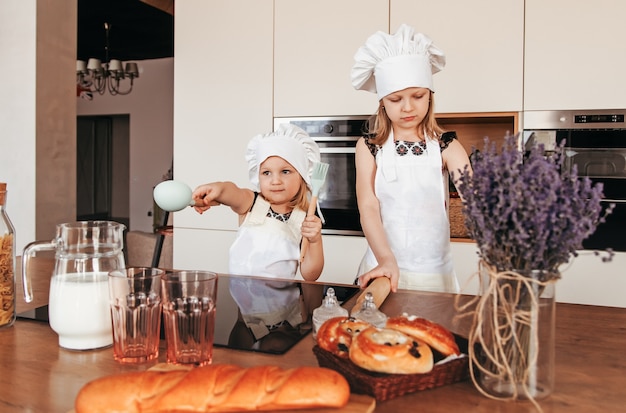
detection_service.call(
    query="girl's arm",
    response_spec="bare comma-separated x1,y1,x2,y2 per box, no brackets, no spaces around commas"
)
443,139,472,198
299,215,324,281
192,182,255,216
354,138,399,292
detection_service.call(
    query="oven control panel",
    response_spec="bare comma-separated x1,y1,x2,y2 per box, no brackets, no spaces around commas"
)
274,116,370,138
575,114,625,124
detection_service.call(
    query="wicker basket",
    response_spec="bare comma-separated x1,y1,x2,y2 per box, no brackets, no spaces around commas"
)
449,197,469,238
312,334,470,402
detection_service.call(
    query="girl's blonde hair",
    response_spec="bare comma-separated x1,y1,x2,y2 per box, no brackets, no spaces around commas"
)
367,91,444,146
291,179,310,212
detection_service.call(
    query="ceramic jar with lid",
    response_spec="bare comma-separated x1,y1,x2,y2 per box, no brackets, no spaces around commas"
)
0,183,16,329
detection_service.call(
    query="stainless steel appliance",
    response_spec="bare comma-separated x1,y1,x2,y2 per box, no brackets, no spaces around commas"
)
523,109,626,251
274,116,371,235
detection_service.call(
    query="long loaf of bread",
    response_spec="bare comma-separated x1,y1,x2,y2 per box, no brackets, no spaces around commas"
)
75,364,351,413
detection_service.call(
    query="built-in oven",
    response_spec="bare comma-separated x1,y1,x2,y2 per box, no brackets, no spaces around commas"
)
274,116,371,235
523,109,626,252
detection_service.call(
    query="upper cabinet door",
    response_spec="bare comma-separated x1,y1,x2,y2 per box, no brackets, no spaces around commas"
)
274,0,388,117
524,0,626,111
390,0,524,114
174,0,274,231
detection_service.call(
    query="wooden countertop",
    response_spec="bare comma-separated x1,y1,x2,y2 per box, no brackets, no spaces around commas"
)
3,259,626,412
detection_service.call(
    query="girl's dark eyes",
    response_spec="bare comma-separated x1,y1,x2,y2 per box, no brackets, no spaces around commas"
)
261,169,292,175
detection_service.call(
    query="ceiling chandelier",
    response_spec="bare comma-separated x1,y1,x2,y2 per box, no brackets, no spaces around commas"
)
76,22,139,96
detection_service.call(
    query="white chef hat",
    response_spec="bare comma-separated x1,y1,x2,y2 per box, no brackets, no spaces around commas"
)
351,24,446,100
246,124,321,191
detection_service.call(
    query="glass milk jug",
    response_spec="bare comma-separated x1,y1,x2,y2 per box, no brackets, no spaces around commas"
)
22,221,126,350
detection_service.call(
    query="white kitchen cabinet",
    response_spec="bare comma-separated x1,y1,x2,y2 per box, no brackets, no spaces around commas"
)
175,228,368,287
173,0,274,233
524,0,626,111
305,235,368,285
274,0,388,117
450,241,626,308
390,0,524,113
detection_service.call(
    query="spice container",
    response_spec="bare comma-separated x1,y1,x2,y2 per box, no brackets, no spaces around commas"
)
312,287,349,339
352,292,387,328
0,183,16,329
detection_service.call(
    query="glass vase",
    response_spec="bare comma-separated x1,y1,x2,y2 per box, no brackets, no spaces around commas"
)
471,264,556,402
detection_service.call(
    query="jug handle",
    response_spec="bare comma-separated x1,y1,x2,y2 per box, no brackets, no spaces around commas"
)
21,239,56,303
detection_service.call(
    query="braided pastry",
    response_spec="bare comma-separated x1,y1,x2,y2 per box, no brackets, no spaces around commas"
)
315,316,372,359
348,326,434,374
386,314,461,357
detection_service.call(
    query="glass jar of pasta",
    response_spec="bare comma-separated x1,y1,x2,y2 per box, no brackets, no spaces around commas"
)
0,183,16,329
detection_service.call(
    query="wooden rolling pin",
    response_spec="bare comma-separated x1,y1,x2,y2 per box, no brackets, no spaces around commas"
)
351,277,391,315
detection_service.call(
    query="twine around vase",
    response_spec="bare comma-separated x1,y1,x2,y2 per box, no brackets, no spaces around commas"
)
455,260,557,412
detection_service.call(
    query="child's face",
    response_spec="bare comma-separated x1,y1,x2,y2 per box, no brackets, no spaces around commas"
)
258,156,302,208
381,87,431,131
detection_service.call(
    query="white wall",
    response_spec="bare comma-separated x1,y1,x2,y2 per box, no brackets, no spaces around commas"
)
76,57,174,232
0,0,77,251
0,1,37,250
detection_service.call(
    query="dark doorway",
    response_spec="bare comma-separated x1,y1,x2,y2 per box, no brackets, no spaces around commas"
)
76,115,130,226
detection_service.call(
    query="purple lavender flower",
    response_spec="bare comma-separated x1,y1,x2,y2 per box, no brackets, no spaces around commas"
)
456,135,612,278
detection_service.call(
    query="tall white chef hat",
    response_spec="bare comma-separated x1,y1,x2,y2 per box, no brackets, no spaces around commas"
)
351,24,446,100
246,123,321,191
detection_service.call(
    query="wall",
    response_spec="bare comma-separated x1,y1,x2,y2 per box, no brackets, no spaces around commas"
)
170,2,625,308
76,57,174,232
0,0,76,251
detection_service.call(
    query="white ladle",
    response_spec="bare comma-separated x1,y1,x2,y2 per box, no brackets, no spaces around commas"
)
153,180,196,212
153,180,221,212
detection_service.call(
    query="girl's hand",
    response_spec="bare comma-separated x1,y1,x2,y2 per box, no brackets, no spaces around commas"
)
357,259,400,293
191,184,221,214
301,215,322,243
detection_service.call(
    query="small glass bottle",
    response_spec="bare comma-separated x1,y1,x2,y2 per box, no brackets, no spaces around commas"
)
352,292,388,328
0,183,16,329
312,287,349,339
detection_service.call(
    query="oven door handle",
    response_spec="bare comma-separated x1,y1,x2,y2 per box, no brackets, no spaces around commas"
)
320,148,356,154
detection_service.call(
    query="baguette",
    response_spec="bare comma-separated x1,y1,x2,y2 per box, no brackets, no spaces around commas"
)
75,364,350,412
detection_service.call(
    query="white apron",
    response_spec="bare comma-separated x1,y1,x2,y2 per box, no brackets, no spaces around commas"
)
358,132,459,293
228,196,305,339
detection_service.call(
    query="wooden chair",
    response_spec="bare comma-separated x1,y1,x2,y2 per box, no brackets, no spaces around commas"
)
125,230,172,269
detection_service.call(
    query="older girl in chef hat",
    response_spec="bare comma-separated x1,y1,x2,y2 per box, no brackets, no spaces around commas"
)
351,24,471,294
192,124,325,343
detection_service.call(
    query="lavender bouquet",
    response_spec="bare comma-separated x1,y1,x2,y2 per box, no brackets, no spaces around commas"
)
455,134,612,405
456,134,610,276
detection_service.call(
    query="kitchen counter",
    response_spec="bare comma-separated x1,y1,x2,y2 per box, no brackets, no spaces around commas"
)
3,259,626,412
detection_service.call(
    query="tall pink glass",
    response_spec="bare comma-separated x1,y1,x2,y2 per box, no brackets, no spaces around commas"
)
161,270,218,366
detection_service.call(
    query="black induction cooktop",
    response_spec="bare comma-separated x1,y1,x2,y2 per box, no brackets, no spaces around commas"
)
17,275,358,356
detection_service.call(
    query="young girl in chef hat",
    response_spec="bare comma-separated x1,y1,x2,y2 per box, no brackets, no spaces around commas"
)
351,24,472,294
192,124,324,342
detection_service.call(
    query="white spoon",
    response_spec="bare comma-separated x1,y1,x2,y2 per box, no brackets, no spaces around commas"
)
154,180,221,212
153,180,195,212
